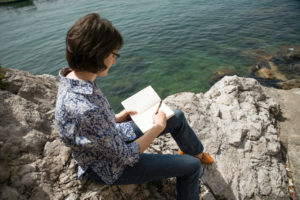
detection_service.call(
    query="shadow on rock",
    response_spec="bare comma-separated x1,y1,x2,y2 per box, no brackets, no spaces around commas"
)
201,163,236,200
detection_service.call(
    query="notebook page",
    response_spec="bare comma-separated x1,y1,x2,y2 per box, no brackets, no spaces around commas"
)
130,109,154,133
130,101,175,133
121,86,161,114
159,103,175,119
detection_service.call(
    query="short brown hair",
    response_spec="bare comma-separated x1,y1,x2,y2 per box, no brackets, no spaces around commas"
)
66,13,123,73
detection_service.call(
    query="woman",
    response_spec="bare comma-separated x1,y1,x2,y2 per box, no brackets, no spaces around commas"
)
55,13,213,200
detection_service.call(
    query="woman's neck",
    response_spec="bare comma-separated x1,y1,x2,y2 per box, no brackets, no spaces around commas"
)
67,70,97,82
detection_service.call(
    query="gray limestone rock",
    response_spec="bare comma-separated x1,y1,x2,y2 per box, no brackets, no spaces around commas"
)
0,185,20,200
0,162,10,183
0,69,295,199
164,76,289,199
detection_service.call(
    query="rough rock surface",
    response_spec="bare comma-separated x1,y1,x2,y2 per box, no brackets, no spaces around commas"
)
0,68,293,199
164,76,289,200
263,87,300,200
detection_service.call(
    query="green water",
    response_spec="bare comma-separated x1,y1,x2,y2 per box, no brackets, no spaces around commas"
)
1,0,300,111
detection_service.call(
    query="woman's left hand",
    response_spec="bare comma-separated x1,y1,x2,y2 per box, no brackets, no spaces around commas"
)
115,110,137,123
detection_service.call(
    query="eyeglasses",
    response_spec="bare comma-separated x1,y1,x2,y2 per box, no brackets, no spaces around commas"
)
112,52,120,60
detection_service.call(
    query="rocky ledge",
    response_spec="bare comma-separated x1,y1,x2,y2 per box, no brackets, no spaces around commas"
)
0,68,299,200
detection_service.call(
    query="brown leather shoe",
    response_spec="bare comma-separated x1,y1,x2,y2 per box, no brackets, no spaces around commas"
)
178,149,184,155
178,150,214,165
199,152,214,165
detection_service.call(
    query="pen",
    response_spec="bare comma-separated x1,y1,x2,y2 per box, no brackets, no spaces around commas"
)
155,100,162,114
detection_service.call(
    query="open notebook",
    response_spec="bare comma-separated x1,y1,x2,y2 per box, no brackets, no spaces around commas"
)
121,86,175,133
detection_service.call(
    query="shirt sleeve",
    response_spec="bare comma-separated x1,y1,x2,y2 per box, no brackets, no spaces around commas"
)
77,107,140,167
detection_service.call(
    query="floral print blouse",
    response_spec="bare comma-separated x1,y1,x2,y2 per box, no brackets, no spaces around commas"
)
55,68,140,185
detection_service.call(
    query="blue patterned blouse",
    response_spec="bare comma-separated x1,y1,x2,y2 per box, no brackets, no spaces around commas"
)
55,68,140,185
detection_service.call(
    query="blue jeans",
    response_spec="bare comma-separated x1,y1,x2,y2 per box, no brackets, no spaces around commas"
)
88,110,204,200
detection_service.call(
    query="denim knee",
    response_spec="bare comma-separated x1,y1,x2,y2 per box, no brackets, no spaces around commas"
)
186,156,201,176
174,109,185,120
178,155,201,175
173,110,187,126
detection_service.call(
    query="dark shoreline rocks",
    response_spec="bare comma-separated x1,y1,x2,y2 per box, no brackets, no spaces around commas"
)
0,67,6,89
0,68,299,199
248,46,300,90
0,0,29,4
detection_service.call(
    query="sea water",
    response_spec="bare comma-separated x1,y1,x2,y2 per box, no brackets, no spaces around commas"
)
0,0,299,111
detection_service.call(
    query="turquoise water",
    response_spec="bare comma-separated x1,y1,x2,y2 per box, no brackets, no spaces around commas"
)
1,0,300,111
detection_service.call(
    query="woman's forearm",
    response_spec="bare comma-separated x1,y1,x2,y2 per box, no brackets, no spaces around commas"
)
134,125,163,154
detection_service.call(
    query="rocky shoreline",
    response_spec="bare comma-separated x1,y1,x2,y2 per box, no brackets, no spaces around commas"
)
247,46,300,90
212,46,300,92
0,68,299,200
0,0,29,4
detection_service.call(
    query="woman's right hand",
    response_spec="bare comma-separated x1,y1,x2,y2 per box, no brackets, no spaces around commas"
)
152,110,167,132
135,110,167,154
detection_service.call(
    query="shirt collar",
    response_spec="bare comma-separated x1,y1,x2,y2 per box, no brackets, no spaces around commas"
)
58,68,95,95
